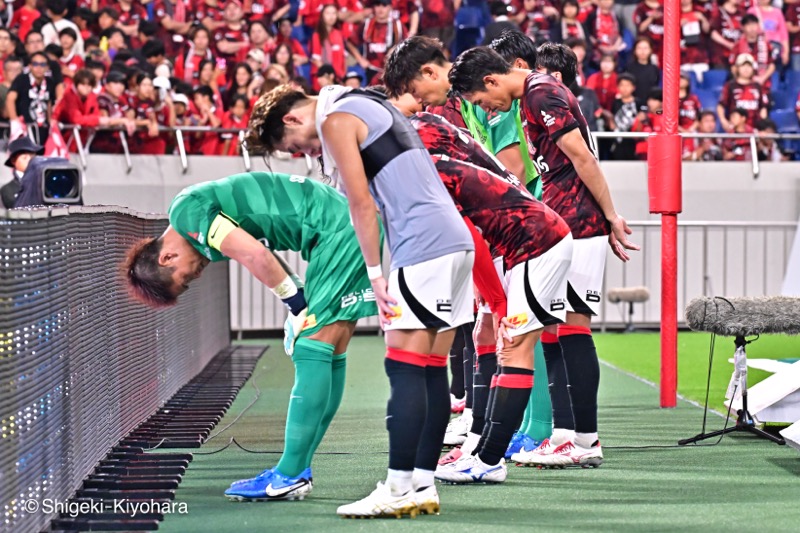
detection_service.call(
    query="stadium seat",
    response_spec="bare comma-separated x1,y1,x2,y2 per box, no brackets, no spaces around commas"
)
694,88,720,112
298,63,311,81
702,69,729,92
687,70,700,93
771,89,795,111
771,109,799,131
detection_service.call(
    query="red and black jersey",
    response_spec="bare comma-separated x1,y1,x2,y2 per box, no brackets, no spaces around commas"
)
633,2,664,59
718,80,768,127
521,71,610,239
426,96,467,131
729,36,773,81
723,125,754,160
679,9,709,64
195,0,225,22
787,4,800,54
248,0,288,21
409,111,522,190
351,17,405,69
214,24,249,61
679,93,702,130
389,0,421,29
709,6,742,65
432,155,570,269
420,0,455,29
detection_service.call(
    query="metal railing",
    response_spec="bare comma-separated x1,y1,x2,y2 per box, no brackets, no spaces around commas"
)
229,220,798,333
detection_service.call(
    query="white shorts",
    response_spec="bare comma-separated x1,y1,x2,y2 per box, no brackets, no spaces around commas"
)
504,234,573,337
566,234,607,316
384,250,475,332
478,256,506,315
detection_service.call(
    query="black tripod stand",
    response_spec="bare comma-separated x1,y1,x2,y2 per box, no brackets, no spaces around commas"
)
679,335,786,446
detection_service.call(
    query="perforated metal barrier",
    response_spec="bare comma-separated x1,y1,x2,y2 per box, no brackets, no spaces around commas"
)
0,206,230,533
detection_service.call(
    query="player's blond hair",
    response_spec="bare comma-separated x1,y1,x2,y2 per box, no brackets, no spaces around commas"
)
245,84,311,155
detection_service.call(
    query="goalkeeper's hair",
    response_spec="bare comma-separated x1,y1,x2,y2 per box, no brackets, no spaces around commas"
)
122,237,177,308
245,84,311,155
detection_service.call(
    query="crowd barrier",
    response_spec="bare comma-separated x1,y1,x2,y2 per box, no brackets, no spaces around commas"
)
0,206,230,533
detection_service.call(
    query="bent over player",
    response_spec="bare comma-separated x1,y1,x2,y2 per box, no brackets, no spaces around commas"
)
124,172,378,501
449,47,640,467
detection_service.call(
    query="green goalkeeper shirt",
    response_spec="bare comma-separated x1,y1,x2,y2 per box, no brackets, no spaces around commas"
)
168,172,352,262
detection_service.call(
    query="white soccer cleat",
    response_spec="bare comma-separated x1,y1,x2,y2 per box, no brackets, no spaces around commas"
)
434,454,507,484
283,309,308,356
336,482,418,519
443,411,472,446
413,485,440,516
510,437,557,466
535,440,604,468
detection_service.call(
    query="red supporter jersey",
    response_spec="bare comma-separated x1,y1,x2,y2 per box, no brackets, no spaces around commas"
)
431,155,570,268
9,6,41,42
420,0,455,28
679,10,709,64
723,125,754,160
215,24,249,60
426,96,467,131
389,0,421,28
729,36,773,80
679,93,702,130
710,7,742,64
585,72,617,112
633,2,664,57
248,0,288,21
409,112,521,190
521,71,610,239
718,80,768,127
196,0,225,22
351,17,405,69
299,0,325,27
788,4,800,53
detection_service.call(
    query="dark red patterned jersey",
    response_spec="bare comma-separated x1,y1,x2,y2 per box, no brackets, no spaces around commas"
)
521,71,610,239
633,2,664,58
432,155,570,269
426,96,467,130
195,0,225,23
409,111,522,189
709,6,742,65
214,24,249,61
679,10,709,65
788,4,800,53
679,94,702,130
718,80,768,127
351,17,405,69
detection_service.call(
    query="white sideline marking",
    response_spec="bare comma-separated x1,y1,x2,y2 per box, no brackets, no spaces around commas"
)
599,359,726,419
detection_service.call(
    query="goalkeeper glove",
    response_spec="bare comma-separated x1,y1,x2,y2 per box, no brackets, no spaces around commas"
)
284,308,308,357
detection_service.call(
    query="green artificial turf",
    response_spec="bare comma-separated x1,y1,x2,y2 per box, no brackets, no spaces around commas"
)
156,336,800,533
593,332,800,412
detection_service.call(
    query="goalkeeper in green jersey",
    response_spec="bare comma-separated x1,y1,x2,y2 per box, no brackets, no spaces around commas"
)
124,171,378,502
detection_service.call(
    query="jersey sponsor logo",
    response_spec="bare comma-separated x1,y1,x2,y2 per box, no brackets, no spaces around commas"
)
585,291,601,303
188,231,200,241
506,312,529,328
541,110,556,127
550,299,566,312
341,288,376,308
385,305,403,321
436,299,452,312
302,313,317,330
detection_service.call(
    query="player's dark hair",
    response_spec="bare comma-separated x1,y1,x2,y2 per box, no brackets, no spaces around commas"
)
246,84,311,154
490,29,537,69
383,35,448,96
536,42,578,88
449,47,512,96
123,238,177,308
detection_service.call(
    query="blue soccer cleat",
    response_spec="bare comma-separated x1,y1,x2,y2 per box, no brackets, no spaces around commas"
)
225,467,313,501
505,433,542,460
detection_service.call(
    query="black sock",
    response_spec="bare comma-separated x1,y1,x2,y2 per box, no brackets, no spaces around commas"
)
462,323,476,409
475,367,500,453
385,357,427,471
477,367,533,466
542,332,575,431
559,328,600,434
415,359,451,472
449,329,466,399
470,349,497,435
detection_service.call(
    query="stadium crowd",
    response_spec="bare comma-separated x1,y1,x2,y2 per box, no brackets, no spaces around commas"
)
0,0,798,160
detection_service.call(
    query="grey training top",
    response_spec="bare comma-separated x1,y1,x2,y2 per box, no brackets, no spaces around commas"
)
325,91,473,270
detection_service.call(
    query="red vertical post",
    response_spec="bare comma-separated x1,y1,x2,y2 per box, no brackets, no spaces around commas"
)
649,0,682,407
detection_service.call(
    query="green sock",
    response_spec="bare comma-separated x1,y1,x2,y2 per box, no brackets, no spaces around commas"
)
306,353,347,466
276,338,334,478
523,341,554,441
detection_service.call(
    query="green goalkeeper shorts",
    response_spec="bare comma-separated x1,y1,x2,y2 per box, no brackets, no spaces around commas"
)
299,225,379,338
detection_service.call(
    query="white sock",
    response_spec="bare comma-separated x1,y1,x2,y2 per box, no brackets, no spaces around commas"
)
575,432,599,448
462,407,473,420
460,432,481,456
386,469,413,495
550,428,576,446
412,468,435,490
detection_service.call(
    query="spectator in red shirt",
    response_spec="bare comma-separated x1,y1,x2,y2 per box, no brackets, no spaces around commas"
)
420,0,456,49
518,0,560,44
224,63,258,108
94,70,135,153
220,94,249,155
72,8,95,42
685,110,723,160
271,43,296,77
553,0,589,44
244,0,291,23
310,4,347,89
678,73,701,133
175,26,215,87
215,0,250,67
718,52,769,130
153,0,195,56
586,53,619,111
191,85,223,155
730,14,775,88
197,0,227,34
385,0,420,37
114,0,148,49
195,58,226,108
125,73,166,155
710,0,744,70
679,0,710,83
276,17,310,68
59,28,84,82
237,21,277,66
586,0,625,65
347,0,405,84
631,88,664,159
9,0,40,43
722,107,754,160
0,28,12,80
634,0,664,63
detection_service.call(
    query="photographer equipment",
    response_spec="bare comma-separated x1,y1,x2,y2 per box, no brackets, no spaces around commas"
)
13,156,83,207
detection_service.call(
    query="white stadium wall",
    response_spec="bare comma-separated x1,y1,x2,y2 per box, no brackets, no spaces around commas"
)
74,155,800,331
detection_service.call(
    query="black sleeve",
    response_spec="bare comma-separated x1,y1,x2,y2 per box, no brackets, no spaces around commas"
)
9,74,25,95
48,60,64,85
